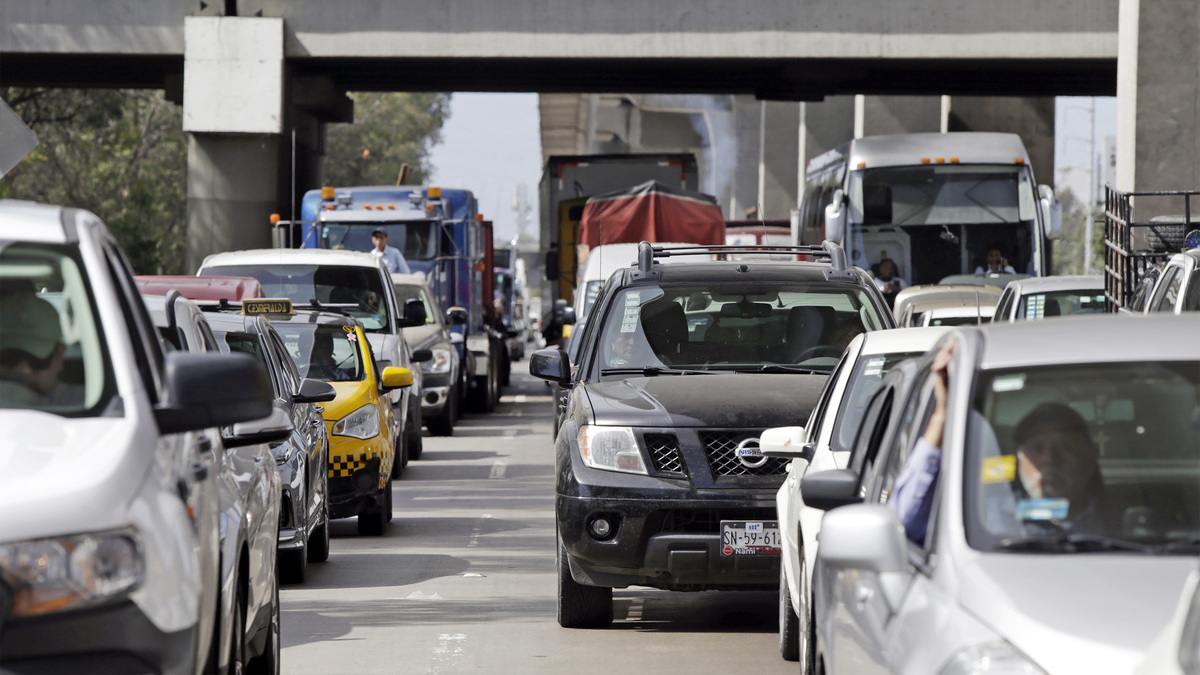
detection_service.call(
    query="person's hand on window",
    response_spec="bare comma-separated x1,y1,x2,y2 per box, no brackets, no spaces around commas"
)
923,340,956,449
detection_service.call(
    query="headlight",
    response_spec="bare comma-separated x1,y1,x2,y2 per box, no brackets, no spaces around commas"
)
0,530,142,618
421,346,453,374
332,404,381,440
939,641,1046,675
1181,574,1200,675
577,425,647,475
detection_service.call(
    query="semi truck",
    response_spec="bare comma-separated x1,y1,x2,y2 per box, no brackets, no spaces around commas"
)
297,185,504,413
539,153,700,303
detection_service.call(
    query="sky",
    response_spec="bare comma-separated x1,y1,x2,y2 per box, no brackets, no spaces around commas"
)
1054,96,1117,207
428,93,542,244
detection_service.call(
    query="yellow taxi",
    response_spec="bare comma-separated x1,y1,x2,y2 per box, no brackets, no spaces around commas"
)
263,301,412,536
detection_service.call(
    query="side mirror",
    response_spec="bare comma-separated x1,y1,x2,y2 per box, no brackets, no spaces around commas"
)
156,352,274,434
545,249,560,281
824,188,847,245
561,306,577,326
529,347,570,384
446,306,469,325
1039,184,1063,240
400,298,428,327
381,366,414,391
799,469,861,511
759,426,813,461
410,348,433,363
294,377,337,404
223,408,293,448
816,504,911,611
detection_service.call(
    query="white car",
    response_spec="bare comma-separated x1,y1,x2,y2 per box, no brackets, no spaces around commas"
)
761,326,948,664
0,201,281,672
993,274,1106,321
1143,249,1200,315
808,314,1200,675
1136,566,1199,674
199,248,426,466
921,303,994,326
893,284,1002,327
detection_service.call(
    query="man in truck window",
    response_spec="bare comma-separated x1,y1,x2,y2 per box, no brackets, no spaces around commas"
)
371,229,410,274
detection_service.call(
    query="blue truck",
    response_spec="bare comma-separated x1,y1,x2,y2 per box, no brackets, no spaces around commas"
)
299,184,504,413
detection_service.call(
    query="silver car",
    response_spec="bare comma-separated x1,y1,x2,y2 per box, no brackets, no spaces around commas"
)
993,275,1106,322
808,314,1200,675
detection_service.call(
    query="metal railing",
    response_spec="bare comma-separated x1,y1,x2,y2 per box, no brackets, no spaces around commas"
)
1103,186,1198,312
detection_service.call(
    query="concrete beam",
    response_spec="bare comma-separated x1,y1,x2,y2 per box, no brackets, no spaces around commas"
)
858,96,942,137
183,17,284,134
949,97,1056,186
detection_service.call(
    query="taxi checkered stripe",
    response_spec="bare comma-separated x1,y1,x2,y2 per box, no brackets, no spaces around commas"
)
328,452,381,478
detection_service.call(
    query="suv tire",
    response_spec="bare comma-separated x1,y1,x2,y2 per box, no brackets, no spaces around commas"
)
557,542,612,628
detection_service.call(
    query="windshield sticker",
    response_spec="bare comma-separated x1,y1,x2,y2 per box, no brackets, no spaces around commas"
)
342,325,355,333
992,374,1026,392
980,455,1016,484
1016,498,1069,522
345,332,358,343
863,357,886,377
620,292,642,333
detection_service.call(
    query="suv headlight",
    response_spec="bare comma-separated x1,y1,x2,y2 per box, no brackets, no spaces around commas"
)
0,530,143,618
939,641,1046,675
421,346,453,374
332,404,381,440
577,425,647,475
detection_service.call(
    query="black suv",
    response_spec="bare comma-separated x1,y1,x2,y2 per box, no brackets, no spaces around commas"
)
531,241,894,627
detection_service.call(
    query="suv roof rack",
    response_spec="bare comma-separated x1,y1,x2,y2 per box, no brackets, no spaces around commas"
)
635,240,856,281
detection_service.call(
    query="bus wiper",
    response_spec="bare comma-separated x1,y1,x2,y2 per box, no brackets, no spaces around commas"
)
751,364,826,375
600,367,712,376
995,533,1154,554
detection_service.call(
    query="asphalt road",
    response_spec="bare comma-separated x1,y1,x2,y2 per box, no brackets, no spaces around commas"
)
280,362,791,674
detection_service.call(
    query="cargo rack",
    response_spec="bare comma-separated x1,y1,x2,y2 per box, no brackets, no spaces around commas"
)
635,240,855,281
1104,186,1200,312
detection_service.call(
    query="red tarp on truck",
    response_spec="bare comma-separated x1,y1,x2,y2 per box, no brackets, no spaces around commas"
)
579,181,725,248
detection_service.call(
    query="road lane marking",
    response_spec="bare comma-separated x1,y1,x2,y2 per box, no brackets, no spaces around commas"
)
489,461,507,478
431,632,467,673
467,512,494,548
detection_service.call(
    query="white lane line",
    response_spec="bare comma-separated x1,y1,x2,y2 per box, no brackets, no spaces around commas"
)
489,461,508,478
430,632,468,673
466,512,494,548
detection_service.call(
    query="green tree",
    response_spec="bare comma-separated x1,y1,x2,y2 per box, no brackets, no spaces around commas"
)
323,92,450,186
1051,187,1104,275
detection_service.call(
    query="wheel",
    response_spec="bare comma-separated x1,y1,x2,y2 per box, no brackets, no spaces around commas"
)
279,497,307,584
427,389,455,436
557,541,612,628
468,374,491,413
307,483,330,564
779,562,801,661
227,591,247,675
407,406,423,460
356,482,389,536
385,477,394,523
500,346,512,386
390,432,406,479
246,575,280,675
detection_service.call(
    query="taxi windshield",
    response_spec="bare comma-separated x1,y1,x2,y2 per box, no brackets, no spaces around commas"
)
274,323,364,382
202,264,392,332
594,282,885,375
0,243,113,415
964,361,1200,554
834,351,921,453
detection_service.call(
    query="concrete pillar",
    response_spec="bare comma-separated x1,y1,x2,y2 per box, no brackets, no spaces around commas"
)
858,96,943,137
186,134,284,264
949,97,1057,186
731,95,760,219
760,100,800,219
800,96,855,172
1117,0,1200,192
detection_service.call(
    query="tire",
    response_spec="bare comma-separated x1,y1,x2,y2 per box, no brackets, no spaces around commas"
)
468,373,492,413
407,406,423,460
246,575,280,675
357,483,388,536
307,486,330,564
557,542,612,628
779,563,801,662
500,346,511,386
390,432,406,479
279,545,306,585
385,477,394,523
427,389,455,436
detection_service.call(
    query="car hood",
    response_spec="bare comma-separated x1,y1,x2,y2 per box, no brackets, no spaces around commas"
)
402,324,444,350
582,373,825,428
958,553,1195,673
0,411,144,541
324,380,376,421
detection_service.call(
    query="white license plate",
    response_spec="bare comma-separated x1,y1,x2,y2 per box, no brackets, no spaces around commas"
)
719,520,781,557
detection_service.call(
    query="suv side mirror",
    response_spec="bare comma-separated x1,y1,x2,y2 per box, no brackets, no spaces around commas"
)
824,188,847,244
799,469,861,511
759,426,813,461
294,377,337,404
529,347,570,384
446,306,469,325
156,352,274,434
816,503,910,611
223,408,293,448
400,298,427,327
1039,184,1063,240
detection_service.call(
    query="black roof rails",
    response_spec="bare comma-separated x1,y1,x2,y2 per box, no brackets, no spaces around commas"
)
635,240,856,282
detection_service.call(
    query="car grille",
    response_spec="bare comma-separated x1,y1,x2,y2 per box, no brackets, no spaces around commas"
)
702,430,789,477
643,433,685,476
653,507,778,534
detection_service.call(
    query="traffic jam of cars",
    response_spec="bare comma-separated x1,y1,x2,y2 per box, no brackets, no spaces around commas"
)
2,144,1200,675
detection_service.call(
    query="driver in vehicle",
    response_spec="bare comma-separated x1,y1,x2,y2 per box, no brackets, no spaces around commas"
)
0,293,69,407
1011,403,1107,532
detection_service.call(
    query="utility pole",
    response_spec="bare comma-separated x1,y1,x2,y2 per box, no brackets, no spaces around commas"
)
1083,97,1096,275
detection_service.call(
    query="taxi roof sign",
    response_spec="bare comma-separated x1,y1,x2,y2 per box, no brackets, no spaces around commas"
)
242,298,295,316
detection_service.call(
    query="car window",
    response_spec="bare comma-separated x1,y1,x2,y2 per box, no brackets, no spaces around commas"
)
203,264,393,332
848,387,895,480
394,284,439,326
1152,266,1183,313
274,322,365,382
993,288,1014,321
808,350,850,443
266,329,301,394
1018,290,1106,319
216,330,283,399
869,372,932,505
1184,270,1200,312
101,242,163,400
833,351,922,453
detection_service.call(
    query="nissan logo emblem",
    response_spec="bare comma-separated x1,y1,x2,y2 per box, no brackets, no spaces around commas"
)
735,438,768,469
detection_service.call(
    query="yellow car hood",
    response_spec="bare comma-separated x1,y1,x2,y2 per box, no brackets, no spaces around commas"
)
323,379,376,420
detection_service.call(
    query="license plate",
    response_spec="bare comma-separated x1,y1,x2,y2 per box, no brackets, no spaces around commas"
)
719,520,781,557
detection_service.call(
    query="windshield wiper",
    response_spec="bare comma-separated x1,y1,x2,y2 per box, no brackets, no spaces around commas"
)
1155,536,1200,554
600,367,712,377
750,364,827,375
995,533,1155,554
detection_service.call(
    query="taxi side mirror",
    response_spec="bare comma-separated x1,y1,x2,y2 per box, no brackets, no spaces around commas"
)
381,366,414,391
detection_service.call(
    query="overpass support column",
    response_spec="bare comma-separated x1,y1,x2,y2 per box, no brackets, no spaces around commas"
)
1116,0,1200,192
858,96,943,137
731,97,801,220
948,97,1056,186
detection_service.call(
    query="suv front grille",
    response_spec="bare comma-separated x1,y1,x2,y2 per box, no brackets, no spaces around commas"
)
702,430,789,477
643,433,684,476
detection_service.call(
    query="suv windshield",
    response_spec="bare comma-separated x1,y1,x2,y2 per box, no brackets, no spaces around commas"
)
965,362,1200,553
834,351,921,453
1017,290,1106,319
202,264,392,332
273,323,364,382
323,221,435,261
595,282,884,375
0,243,112,415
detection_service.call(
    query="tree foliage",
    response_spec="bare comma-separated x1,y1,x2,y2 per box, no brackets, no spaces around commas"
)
1051,188,1104,275
323,92,450,187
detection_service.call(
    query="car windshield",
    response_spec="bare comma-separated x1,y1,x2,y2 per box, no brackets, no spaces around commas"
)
594,282,885,375
834,352,921,453
1018,290,1106,319
965,362,1200,553
0,243,112,415
322,221,435,262
393,284,438,326
928,313,986,326
273,323,364,382
202,264,392,332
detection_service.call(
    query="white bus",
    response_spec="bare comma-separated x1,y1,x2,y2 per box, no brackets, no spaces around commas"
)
798,132,1062,286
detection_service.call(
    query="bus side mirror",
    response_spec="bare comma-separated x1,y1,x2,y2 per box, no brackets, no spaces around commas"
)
825,189,847,244
1039,184,1063,240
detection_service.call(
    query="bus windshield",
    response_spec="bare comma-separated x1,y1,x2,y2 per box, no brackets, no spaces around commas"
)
323,221,438,261
845,164,1039,285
